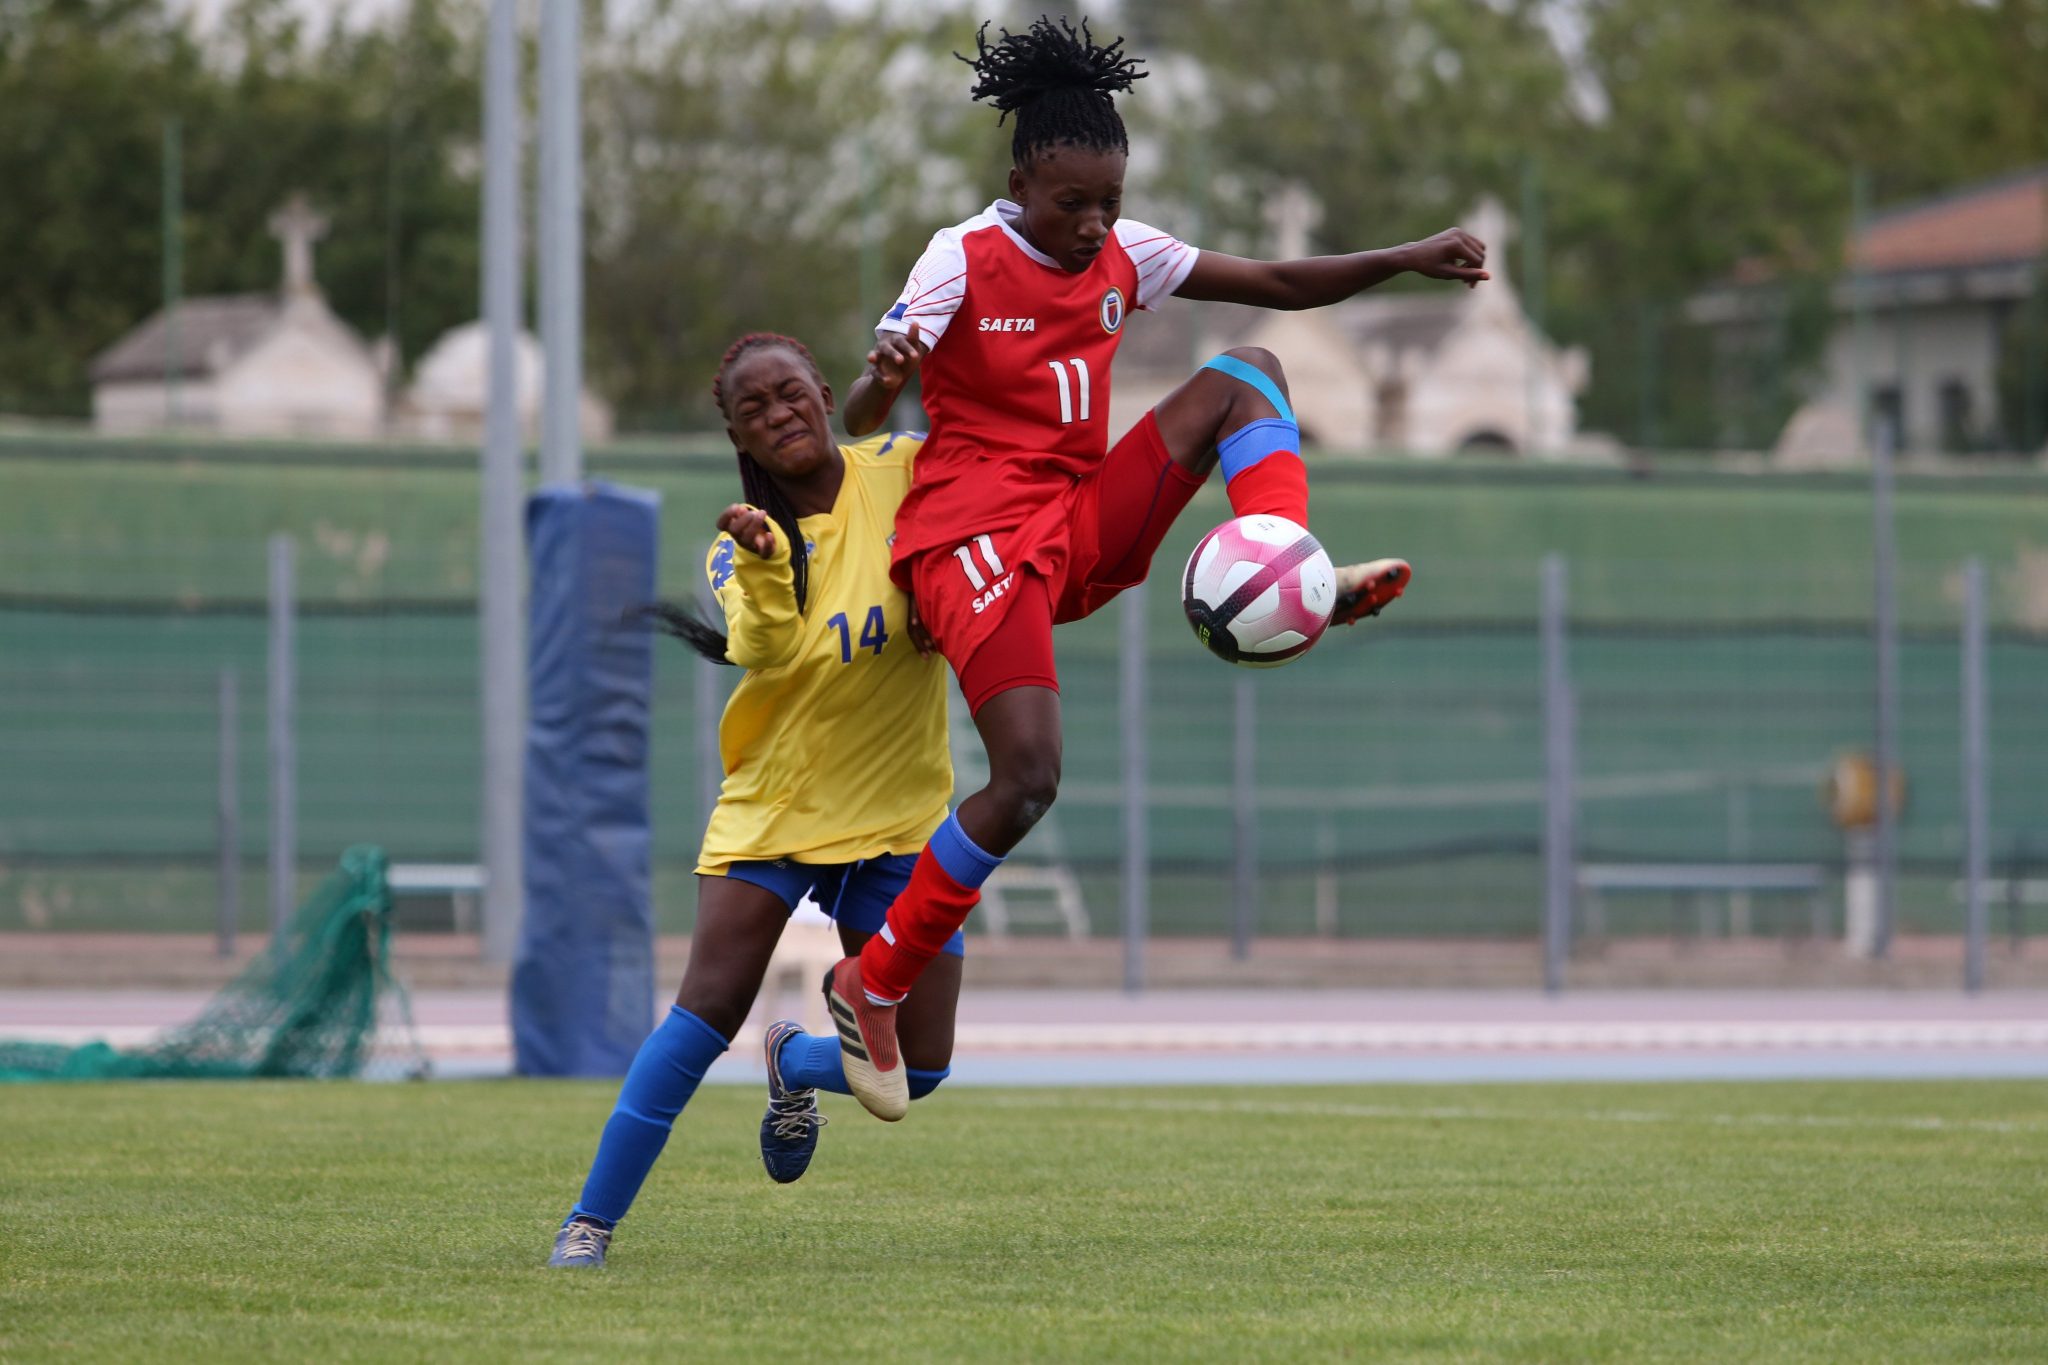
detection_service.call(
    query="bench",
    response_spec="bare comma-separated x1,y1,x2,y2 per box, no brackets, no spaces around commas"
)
1577,862,1830,948
1949,877,2046,947
387,863,487,933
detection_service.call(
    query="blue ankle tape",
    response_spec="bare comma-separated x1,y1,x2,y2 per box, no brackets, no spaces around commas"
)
1202,354,1296,424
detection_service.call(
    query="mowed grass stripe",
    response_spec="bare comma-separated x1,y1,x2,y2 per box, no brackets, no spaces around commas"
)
1,1080,2044,1363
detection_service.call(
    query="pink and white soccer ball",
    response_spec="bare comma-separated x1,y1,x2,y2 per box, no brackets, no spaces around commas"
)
1181,515,1337,668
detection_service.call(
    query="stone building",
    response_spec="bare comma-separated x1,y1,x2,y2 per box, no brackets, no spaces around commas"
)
1689,165,2048,462
1108,194,1590,456
90,193,612,444
90,196,386,439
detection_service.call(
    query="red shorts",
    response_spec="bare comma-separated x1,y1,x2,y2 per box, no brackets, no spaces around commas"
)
909,412,1205,712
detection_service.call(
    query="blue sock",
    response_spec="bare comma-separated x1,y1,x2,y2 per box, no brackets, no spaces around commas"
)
775,1032,951,1101
775,1028,850,1095
568,1005,729,1226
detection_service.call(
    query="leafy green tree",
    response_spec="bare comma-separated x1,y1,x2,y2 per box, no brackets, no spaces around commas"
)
0,0,205,415
182,0,481,384
584,0,989,429
1555,0,2048,446
1122,0,1576,257
0,0,479,418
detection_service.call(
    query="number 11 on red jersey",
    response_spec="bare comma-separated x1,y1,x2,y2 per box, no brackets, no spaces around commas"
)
1047,358,1091,424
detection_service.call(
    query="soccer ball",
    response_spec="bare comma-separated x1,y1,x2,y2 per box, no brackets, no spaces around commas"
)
1181,515,1336,668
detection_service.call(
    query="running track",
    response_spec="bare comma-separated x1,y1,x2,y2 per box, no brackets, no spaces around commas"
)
5,989,2046,1083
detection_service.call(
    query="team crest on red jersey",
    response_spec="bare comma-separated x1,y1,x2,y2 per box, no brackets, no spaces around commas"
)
1099,286,1126,334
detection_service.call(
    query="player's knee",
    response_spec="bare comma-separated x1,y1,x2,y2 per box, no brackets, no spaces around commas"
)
906,1065,951,1100
995,763,1060,830
673,996,745,1043
1220,345,1289,396
672,978,751,1042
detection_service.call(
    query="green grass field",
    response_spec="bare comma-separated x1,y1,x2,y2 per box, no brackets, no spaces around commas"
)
3,1079,2044,1361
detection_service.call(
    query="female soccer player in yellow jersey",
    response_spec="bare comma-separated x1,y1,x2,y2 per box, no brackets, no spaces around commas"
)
549,333,960,1269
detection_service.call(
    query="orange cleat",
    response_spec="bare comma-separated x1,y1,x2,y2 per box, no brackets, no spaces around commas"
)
1329,558,1412,627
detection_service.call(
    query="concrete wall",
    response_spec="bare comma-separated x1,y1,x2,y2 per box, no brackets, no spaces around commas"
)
93,381,222,433
1814,301,2005,452
213,323,384,440
1245,312,1373,449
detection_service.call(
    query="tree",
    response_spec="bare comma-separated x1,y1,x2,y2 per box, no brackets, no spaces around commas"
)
0,0,206,415
0,0,480,418
583,0,988,429
1122,0,1577,257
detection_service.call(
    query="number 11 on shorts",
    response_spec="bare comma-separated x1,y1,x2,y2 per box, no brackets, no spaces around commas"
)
1047,357,1090,424
952,534,1005,591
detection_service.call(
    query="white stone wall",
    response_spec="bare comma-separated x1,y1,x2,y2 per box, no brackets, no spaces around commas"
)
214,325,384,439
1405,323,1580,457
93,380,223,433
1244,312,1373,450
1814,302,2005,452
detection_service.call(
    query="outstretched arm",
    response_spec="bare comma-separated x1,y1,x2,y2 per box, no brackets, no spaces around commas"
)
843,325,928,437
710,505,802,670
1174,228,1489,310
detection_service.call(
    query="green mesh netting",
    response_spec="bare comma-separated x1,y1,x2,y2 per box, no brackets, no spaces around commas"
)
0,845,423,1082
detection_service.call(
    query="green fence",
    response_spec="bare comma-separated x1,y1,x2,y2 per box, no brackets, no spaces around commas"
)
4,444,2047,938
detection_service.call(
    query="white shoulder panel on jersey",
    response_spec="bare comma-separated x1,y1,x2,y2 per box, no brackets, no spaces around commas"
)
877,208,1003,346
1113,219,1200,311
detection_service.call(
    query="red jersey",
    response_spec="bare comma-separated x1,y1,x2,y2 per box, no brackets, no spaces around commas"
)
877,200,1197,577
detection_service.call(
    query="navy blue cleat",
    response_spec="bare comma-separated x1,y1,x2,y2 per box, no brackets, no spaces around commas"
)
548,1216,613,1268
760,1019,827,1184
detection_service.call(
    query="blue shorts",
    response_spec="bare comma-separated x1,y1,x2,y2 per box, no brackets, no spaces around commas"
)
717,853,966,958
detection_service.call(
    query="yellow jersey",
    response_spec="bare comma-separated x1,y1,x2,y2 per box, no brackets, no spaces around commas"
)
695,432,952,873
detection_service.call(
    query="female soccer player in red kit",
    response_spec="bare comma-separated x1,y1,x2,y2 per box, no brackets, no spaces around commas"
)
823,15,1489,1119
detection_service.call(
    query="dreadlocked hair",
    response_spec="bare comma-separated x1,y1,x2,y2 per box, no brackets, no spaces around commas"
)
958,14,1145,167
641,332,825,667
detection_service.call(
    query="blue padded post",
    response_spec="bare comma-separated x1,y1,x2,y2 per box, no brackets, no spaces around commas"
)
513,481,662,1076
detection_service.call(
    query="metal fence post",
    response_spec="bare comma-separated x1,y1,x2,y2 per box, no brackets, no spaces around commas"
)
1872,416,1900,958
1121,580,1148,995
267,534,296,950
696,651,722,845
217,667,239,958
1541,553,1575,994
1231,675,1257,960
478,0,526,965
1314,812,1339,937
538,0,583,486
1962,557,1989,994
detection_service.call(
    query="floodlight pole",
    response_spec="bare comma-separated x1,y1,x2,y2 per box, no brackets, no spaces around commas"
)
538,0,584,486
479,0,526,963
162,118,183,427
1521,156,1545,455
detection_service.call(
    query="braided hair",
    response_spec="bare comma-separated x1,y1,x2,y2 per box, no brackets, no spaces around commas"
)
958,15,1146,168
643,333,825,665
